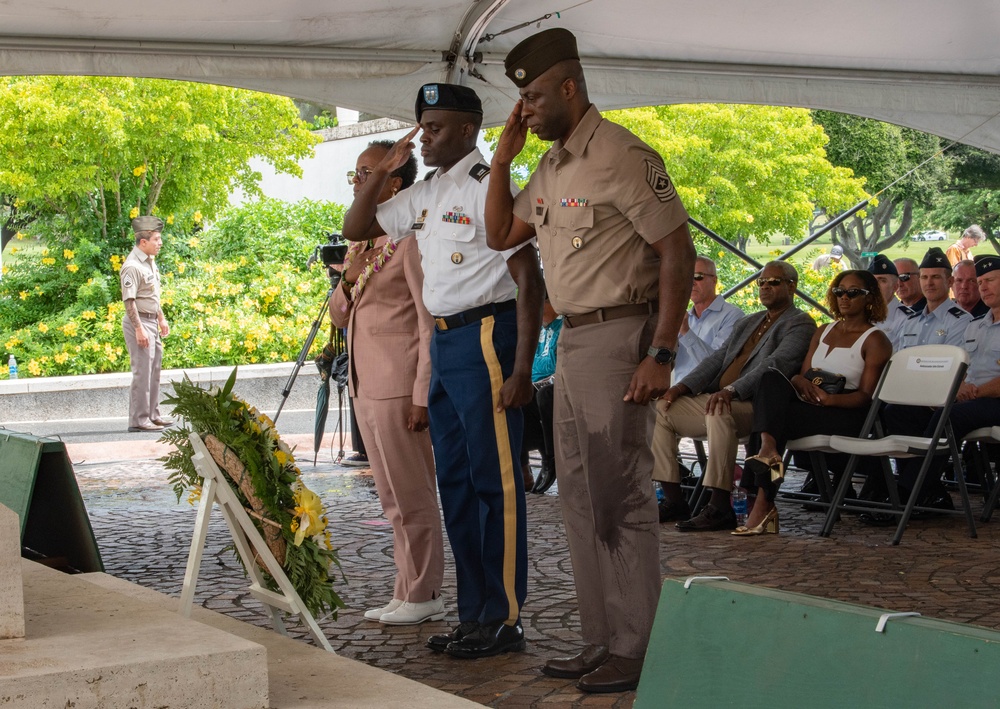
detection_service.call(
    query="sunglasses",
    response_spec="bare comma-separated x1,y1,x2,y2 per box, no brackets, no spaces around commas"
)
346,168,373,185
693,272,716,281
898,273,916,282
756,277,792,288
832,287,870,299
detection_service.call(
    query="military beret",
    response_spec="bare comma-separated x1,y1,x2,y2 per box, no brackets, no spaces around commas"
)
974,253,1000,277
414,83,483,122
867,254,898,277
919,247,949,269
504,28,580,88
131,216,164,233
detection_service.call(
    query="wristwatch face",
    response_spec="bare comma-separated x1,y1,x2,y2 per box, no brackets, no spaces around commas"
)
648,346,675,365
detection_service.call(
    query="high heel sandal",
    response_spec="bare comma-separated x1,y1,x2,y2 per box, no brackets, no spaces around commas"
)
732,507,779,536
744,455,785,484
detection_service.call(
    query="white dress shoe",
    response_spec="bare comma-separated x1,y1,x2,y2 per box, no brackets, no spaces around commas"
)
364,598,402,621
379,597,446,625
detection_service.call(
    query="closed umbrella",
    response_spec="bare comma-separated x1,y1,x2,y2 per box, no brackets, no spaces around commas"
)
312,329,349,464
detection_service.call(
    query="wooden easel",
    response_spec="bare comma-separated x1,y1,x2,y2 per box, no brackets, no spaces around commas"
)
178,432,334,652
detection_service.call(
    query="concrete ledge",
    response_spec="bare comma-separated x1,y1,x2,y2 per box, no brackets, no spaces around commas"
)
0,362,325,422
81,572,479,709
0,505,24,639
1,560,268,708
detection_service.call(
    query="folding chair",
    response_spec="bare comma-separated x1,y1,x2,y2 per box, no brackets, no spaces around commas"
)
819,344,975,545
781,436,902,512
969,427,1000,521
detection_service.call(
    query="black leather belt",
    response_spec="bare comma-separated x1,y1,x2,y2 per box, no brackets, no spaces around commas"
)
434,299,517,331
563,301,658,329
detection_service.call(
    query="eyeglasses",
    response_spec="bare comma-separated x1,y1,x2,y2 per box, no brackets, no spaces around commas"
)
693,272,717,281
897,273,916,282
346,168,373,185
832,287,870,299
756,277,792,288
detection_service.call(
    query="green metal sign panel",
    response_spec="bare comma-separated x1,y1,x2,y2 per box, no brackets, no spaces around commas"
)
0,430,103,572
637,577,1000,708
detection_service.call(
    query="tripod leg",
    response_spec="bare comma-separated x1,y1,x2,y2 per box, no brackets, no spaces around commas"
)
274,288,333,423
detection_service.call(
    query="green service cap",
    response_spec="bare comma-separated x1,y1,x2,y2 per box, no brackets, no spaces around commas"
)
504,28,580,88
131,216,164,233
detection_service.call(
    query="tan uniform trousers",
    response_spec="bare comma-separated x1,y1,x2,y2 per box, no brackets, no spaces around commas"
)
651,394,754,490
122,313,163,428
354,395,444,603
554,314,660,660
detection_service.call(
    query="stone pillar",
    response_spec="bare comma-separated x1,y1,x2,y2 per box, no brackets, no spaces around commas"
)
0,503,25,639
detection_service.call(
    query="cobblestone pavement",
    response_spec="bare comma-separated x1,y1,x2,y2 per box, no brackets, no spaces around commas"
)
79,451,1000,708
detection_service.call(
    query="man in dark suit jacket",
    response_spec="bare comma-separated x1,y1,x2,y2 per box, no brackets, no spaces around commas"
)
651,261,816,530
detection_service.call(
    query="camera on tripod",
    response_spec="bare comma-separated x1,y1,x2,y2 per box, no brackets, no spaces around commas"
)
308,232,349,285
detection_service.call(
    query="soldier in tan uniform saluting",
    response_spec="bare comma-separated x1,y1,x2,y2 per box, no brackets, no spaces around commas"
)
486,28,695,694
120,216,171,432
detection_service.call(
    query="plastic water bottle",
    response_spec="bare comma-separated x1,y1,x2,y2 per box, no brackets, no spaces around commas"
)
655,483,665,503
732,483,748,527
7,355,17,380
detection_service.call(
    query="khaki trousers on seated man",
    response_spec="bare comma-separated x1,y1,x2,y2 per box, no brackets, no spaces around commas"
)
651,261,817,531
652,394,754,522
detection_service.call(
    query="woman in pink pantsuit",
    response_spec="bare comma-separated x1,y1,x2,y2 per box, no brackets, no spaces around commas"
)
330,141,445,625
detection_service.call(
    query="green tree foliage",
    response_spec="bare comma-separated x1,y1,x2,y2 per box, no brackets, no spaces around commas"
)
813,111,952,267
486,104,867,252
0,76,320,250
923,144,1000,253
2,198,344,378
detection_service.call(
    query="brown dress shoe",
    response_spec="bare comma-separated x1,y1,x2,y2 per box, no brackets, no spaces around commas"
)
576,654,644,693
541,644,609,679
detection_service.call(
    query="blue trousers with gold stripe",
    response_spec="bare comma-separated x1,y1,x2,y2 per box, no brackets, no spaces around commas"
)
428,308,527,626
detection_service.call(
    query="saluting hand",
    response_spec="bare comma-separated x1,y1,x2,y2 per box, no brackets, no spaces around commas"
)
380,126,420,172
492,100,529,167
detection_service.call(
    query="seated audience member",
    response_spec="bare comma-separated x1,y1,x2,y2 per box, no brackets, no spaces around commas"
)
869,254,905,347
651,261,816,530
897,247,972,350
735,270,892,535
893,257,926,314
946,224,986,267
953,259,989,317
672,255,744,383
863,255,1000,525
520,297,562,493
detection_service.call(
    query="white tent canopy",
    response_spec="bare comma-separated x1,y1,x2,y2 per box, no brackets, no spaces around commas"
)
2,0,1000,152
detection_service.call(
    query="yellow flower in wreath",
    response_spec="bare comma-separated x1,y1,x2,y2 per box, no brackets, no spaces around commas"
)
292,484,326,547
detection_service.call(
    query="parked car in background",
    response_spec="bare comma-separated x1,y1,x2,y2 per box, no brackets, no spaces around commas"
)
912,230,948,241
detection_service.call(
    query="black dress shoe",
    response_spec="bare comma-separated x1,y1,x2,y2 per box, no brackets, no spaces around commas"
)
859,511,896,527
444,620,525,659
912,489,955,518
577,654,644,693
426,621,479,652
658,499,691,523
532,456,556,494
675,502,736,532
542,644,609,679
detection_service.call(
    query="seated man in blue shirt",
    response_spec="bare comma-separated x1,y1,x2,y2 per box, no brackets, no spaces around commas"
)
673,255,744,382
521,295,563,493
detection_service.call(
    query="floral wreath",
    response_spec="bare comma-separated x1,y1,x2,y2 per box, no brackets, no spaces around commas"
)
343,238,397,302
161,368,344,617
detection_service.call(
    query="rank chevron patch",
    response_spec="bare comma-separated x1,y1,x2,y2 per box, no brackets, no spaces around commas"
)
645,159,677,203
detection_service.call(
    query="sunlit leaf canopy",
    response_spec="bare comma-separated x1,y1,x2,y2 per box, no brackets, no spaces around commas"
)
1,0,999,152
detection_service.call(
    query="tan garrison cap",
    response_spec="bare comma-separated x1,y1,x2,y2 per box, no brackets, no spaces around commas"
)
131,215,164,233
504,28,579,88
